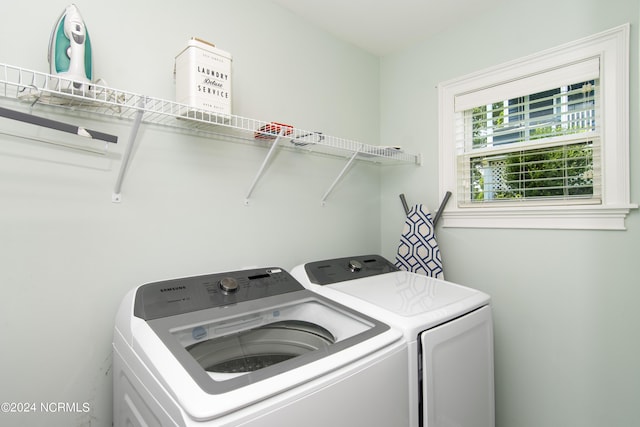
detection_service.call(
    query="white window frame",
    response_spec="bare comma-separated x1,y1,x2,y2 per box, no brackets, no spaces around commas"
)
438,24,636,230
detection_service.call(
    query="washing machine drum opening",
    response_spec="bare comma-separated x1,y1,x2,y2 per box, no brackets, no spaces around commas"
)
186,320,336,374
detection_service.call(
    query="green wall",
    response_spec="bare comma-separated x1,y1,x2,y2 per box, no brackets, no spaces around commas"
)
380,0,640,426
2,0,637,426
0,1,382,426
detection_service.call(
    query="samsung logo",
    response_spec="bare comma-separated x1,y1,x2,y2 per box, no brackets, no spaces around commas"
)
160,285,186,293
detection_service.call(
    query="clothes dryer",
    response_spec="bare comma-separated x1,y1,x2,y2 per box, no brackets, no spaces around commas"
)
291,255,494,427
113,266,409,426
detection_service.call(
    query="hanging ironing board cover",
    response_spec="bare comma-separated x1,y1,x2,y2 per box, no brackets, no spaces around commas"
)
395,204,444,279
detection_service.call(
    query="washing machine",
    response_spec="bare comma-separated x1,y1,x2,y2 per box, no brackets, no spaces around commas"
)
113,266,409,427
291,255,495,427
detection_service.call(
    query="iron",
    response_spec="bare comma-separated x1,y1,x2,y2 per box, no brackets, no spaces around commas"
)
48,4,93,89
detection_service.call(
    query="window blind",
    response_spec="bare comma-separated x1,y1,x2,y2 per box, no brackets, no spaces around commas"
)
455,70,601,206
454,57,600,112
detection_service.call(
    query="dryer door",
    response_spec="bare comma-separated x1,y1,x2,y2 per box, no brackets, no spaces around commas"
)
420,305,495,427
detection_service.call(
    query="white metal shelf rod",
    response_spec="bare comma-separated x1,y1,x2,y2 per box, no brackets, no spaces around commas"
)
112,97,146,203
244,129,286,205
321,149,360,206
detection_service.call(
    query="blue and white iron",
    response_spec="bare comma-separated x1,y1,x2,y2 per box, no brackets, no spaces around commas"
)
48,4,93,89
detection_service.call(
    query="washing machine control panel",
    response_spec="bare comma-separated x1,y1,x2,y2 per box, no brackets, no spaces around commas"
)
304,254,398,285
133,267,304,320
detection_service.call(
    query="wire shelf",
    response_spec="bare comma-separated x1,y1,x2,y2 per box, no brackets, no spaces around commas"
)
0,63,420,165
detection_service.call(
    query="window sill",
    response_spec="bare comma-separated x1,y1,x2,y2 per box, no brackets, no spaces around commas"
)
440,204,638,230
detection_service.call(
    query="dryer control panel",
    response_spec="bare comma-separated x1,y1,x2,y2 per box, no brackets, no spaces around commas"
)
304,254,398,285
133,267,303,320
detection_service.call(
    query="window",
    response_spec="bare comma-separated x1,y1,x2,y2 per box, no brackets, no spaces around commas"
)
438,24,635,230
462,72,599,205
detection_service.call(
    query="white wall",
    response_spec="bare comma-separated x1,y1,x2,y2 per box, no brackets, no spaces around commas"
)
380,0,640,426
0,1,384,426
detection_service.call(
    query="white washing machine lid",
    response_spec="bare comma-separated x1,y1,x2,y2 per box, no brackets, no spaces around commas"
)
331,271,485,317
292,256,490,335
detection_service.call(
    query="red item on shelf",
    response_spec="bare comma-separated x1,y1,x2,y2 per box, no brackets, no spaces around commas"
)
254,122,294,139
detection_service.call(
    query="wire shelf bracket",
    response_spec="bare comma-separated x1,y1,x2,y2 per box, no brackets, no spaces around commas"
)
112,97,146,203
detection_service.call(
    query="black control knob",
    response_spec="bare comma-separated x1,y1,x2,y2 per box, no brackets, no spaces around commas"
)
348,260,363,272
219,277,239,293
